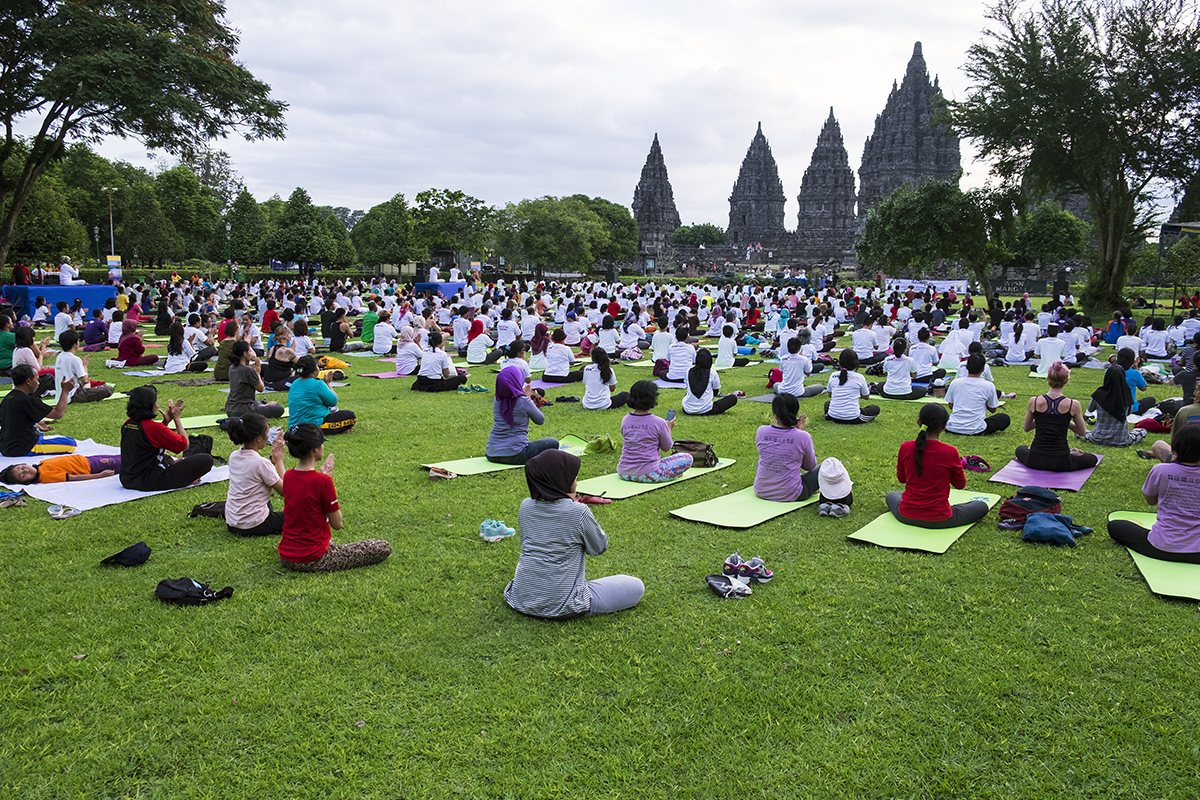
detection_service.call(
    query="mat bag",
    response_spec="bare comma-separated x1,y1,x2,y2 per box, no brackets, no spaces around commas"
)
671,440,718,468
187,500,227,518
318,355,350,370
155,577,233,606
997,486,1062,529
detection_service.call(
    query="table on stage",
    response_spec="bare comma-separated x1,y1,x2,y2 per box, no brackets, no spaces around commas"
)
2,284,118,318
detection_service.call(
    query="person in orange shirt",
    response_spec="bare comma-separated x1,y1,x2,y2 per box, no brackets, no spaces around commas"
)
0,454,120,484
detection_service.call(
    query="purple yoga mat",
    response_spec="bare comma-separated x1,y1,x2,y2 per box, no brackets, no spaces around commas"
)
988,455,1104,492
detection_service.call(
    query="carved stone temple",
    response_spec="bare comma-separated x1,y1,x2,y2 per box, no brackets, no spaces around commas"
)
630,133,682,257
727,122,787,246
795,108,858,260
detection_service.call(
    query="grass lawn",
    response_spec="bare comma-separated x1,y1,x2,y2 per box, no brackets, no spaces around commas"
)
3,318,1197,799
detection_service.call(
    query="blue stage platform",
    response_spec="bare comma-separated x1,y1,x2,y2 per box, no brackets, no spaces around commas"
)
2,284,117,319
414,281,468,299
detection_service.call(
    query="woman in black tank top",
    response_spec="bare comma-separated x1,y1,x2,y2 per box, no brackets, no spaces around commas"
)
1015,362,1099,472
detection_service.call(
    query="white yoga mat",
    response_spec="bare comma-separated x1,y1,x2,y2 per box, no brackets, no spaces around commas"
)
2,466,230,511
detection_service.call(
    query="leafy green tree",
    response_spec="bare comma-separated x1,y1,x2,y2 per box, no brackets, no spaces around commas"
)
568,195,638,261
262,188,335,265
57,143,127,238
670,223,729,246
352,194,423,267
155,165,219,259
222,188,267,265
322,212,356,268
178,147,242,213
856,178,1014,301
0,0,287,269
413,189,492,264
333,207,365,231
947,0,1200,311
121,182,182,267
1014,200,1090,270
259,194,286,225
513,197,610,274
8,173,89,265
1165,236,1200,296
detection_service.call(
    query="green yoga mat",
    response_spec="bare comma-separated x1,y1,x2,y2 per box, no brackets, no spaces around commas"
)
420,435,589,476
846,489,1001,554
181,410,289,428
874,394,950,405
1107,511,1200,601
670,485,818,528
575,459,736,500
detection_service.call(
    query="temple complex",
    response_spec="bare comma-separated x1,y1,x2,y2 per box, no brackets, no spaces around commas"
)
795,108,858,260
630,134,682,257
856,42,961,225
726,123,787,246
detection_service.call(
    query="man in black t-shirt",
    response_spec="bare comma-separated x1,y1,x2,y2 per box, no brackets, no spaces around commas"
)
0,365,76,457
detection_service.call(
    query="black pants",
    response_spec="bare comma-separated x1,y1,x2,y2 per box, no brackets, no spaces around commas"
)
194,345,216,361
684,395,738,415
824,401,881,424
320,409,356,434
953,413,1012,435
1015,446,1099,472
1108,519,1200,564
122,453,215,492
876,386,928,400
411,375,467,392
607,391,630,410
915,368,947,382
484,348,506,365
541,371,583,383
885,491,990,529
228,509,285,537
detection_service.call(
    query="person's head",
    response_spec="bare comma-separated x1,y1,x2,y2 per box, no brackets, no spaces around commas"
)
505,339,527,359
125,385,159,421
58,330,79,352
837,349,858,384
14,327,34,349
295,355,319,378
232,340,252,364
428,329,443,348
892,337,908,358
787,336,801,355
602,315,614,330
913,403,950,477
284,422,325,461
551,328,566,343
771,392,800,428
592,348,613,383
795,326,811,345
675,326,688,342
525,448,582,501
1047,360,1070,389
1116,347,1136,369
628,379,659,411
722,324,734,339
1174,423,1200,463
917,327,931,343
294,319,309,336
0,314,12,333
0,463,38,485
1047,323,1059,337
10,364,36,391
227,412,270,448
694,348,713,371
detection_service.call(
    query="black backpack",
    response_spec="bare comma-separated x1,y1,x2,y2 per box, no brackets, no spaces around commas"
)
155,577,233,606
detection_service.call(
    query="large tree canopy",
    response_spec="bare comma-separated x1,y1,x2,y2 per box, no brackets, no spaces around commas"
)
947,0,1200,311
0,0,287,266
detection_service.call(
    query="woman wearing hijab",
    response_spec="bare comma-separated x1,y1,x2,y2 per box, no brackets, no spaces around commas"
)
465,319,498,365
116,318,159,367
528,322,551,371
683,349,737,416
1082,349,1149,447
503,449,644,619
485,365,558,464
393,326,424,376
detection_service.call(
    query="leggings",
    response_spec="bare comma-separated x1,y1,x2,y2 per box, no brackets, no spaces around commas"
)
824,401,881,424
486,437,560,465
484,348,506,365
586,575,645,615
125,354,159,367
228,509,285,537
122,453,215,492
620,452,693,484
320,409,356,435
776,384,826,399
885,491,990,529
877,386,929,400
684,395,738,415
605,391,630,410
1107,519,1200,564
281,539,393,572
411,374,468,392
541,371,583,383
1015,446,1099,472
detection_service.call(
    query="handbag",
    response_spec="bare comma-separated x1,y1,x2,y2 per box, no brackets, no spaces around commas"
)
671,439,718,468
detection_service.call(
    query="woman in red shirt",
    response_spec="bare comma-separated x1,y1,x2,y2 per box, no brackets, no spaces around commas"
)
278,422,391,572
886,404,990,529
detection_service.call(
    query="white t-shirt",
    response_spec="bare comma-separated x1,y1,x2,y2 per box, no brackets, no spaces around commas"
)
418,348,452,379
466,333,493,364
496,319,519,347
54,350,87,402
683,370,721,415
395,342,423,375
225,448,280,529
1034,337,1067,373
372,323,397,355
598,327,619,353
544,342,575,377
910,342,939,378
165,339,196,374
582,363,618,410
825,370,870,420
776,352,812,397
666,341,695,381
852,327,881,359
882,355,916,395
618,324,644,350
292,335,315,359
501,357,533,382
650,331,674,362
563,320,586,345
54,312,72,338
945,376,1000,435
715,336,739,368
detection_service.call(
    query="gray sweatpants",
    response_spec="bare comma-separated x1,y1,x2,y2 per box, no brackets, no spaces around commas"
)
586,575,644,615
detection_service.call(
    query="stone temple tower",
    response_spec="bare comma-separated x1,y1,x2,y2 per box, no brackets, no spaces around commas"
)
856,42,961,225
795,108,858,260
631,133,682,255
727,122,787,246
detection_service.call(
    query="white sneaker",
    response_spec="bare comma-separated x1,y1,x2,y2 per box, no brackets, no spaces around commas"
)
105,359,125,369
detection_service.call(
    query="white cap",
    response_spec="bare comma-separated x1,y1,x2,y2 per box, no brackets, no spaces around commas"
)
818,457,853,500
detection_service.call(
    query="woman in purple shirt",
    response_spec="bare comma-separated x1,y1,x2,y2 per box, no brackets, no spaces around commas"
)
754,393,819,501
617,380,692,483
1108,425,1200,563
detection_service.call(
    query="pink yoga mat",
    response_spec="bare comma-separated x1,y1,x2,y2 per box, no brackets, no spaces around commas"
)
988,455,1104,492
360,372,407,379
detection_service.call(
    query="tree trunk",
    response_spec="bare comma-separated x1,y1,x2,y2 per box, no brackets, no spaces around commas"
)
971,262,994,307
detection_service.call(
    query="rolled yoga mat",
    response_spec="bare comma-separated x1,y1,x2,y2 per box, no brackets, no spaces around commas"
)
1107,511,1200,601
420,435,589,476
846,489,1002,554
989,455,1104,492
574,459,736,500
670,485,818,528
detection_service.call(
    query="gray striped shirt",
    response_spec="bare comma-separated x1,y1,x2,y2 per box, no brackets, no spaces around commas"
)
504,497,608,618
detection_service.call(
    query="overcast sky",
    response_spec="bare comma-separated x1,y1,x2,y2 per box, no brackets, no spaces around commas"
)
92,0,1005,224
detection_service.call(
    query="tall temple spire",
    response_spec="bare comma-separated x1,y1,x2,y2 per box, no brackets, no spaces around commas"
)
856,41,961,226
795,107,857,260
727,122,786,246
631,133,682,256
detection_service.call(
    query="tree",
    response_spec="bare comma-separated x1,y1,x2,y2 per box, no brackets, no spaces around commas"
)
509,197,610,274
855,178,1014,301
333,207,365,231
352,193,423,267
670,223,729,246
262,188,334,265
947,0,1200,311
121,182,182,267
223,188,267,264
568,195,638,262
178,147,243,213
0,0,287,269
8,173,89,265
1013,200,1090,271
57,143,126,238
155,165,219,259
413,189,492,264
1164,235,1200,297
322,212,357,268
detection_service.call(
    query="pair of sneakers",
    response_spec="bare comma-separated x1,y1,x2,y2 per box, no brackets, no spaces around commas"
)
723,551,773,584
818,502,850,518
479,519,516,542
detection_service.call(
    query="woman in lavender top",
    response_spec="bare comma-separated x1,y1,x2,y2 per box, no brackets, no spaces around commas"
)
754,393,819,501
1107,425,1200,563
617,380,692,483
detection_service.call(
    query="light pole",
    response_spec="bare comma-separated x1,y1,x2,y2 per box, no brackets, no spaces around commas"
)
225,221,232,280
101,186,118,256
94,226,100,266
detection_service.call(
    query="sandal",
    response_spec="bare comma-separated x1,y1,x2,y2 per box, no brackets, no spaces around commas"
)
429,467,458,481
577,494,612,505
47,505,82,520
1136,449,1156,460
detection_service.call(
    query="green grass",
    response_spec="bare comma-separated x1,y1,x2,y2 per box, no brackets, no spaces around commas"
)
2,327,1197,800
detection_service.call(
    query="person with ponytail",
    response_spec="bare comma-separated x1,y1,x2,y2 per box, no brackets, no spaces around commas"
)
872,337,926,400
824,349,880,424
1004,320,1029,364
1015,361,1098,472
754,393,820,502
224,413,286,537
683,349,737,416
582,349,629,410
886,404,990,529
